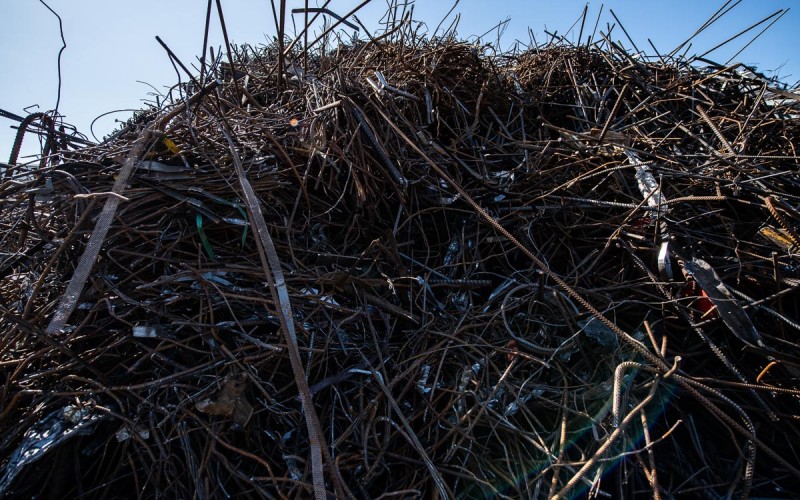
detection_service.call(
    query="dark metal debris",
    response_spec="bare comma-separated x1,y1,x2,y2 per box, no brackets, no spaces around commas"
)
2,4,800,499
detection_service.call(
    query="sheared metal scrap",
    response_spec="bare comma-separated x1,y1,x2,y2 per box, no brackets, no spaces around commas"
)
1,2,800,498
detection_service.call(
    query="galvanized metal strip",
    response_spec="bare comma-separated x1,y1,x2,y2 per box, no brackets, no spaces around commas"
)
45,128,152,335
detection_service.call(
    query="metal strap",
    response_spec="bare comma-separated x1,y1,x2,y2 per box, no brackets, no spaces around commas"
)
221,126,339,500
45,129,152,335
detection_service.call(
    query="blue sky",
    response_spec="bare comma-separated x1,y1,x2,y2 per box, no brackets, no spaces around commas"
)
1,0,798,160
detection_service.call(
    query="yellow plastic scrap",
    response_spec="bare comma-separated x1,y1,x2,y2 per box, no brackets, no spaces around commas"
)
162,137,180,154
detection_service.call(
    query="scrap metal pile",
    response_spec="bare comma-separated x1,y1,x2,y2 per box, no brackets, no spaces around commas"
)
2,13,800,500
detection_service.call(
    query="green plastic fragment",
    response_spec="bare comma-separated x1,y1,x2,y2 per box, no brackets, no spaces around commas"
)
196,213,215,260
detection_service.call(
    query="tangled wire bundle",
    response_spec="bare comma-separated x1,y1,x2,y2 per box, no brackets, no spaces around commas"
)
2,13,800,499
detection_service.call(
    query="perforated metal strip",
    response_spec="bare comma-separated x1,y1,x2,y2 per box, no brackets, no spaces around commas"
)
221,126,338,500
45,128,152,335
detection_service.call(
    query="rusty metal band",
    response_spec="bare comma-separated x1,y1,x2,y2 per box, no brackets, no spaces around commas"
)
45,128,152,335
220,125,340,500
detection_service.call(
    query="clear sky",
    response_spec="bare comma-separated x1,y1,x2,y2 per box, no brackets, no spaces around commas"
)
1,0,798,161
